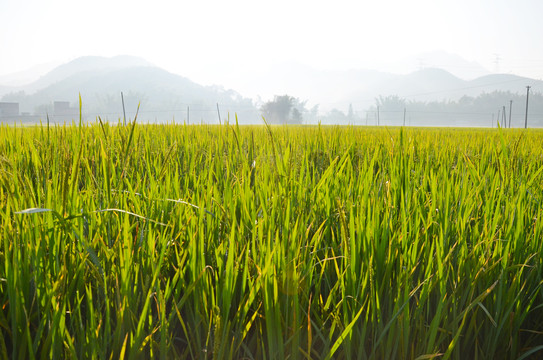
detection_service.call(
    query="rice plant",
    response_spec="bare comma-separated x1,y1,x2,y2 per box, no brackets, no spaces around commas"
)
0,119,542,359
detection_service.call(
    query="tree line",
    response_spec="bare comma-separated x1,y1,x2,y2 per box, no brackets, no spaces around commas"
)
260,91,543,127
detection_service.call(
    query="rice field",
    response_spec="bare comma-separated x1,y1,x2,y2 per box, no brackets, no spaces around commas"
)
1,119,542,359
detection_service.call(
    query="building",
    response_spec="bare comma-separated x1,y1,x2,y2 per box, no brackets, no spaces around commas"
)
0,102,19,117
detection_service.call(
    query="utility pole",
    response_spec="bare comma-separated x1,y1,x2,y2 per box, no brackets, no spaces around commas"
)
377,106,380,126
216,103,222,125
502,106,506,128
509,100,512,128
525,86,531,129
497,109,501,127
121,92,127,126
403,108,406,127
187,106,190,124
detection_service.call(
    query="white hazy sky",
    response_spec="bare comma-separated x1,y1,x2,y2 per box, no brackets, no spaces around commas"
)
2,0,543,91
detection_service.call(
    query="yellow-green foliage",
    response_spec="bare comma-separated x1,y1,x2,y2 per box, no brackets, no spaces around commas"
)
1,121,542,359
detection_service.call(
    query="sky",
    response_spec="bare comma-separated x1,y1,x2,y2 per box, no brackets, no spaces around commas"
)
2,0,543,97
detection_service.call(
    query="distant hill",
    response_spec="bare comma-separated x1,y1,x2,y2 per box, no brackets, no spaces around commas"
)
467,73,537,92
238,62,541,115
0,61,59,88
381,68,467,99
27,55,154,92
0,85,13,98
402,50,491,80
1,55,542,125
0,56,258,123
371,69,540,101
360,69,539,106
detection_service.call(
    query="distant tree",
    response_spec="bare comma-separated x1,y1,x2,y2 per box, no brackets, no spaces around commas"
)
375,95,406,110
34,103,53,117
292,98,308,124
1,90,26,102
370,95,406,126
291,108,302,124
321,108,348,124
366,90,543,127
260,95,304,124
308,104,319,123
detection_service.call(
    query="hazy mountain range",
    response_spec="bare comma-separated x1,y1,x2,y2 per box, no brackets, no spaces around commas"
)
0,56,256,123
0,54,541,124
248,62,539,114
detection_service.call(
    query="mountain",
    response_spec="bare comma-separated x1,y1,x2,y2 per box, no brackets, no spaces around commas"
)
28,55,154,92
0,85,12,99
379,68,467,99
0,61,60,88
321,68,540,114
234,51,490,111
404,51,491,80
240,62,396,112
0,56,257,123
467,73,536,93
1,55,541,125
238,62,537,116
0,56,150,98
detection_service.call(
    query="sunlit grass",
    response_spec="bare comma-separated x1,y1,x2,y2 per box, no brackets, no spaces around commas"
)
1,120,542,359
